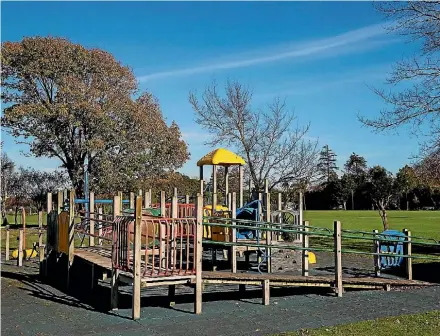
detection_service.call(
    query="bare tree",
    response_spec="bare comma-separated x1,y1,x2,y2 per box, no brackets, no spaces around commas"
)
189,80,319,191
358,1,440,175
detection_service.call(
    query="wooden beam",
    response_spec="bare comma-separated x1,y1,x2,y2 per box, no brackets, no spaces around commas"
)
265,191,271,273
132,196,142,320
17,229,23,267
334,220,343,297
173,187,178,198
224,166,229,207
160,191,166,218
195,194,204,314
57,191,63,214
144,191,150,208
277,193,282,211
212,165,217,211
67,189,75,289
231,193,237,273
302,220,309,277
239,165,244,207
298,191,303,242
171,196,178,218
89,192,95,247
111,195,120,310
47,192,52,213
98,207,103,246
5,226,10,261
262,279,270,305
185,194,190,204
130,192,135,209
403,229,412,280
373,229,380,276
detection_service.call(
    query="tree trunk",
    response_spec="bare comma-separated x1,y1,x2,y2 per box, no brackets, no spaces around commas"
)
14,206,18,225
406,191,409,211
378,206,389,231
343,201,347,210
351,190,354,210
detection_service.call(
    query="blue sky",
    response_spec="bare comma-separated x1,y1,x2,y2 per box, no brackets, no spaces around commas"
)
1,1,423,178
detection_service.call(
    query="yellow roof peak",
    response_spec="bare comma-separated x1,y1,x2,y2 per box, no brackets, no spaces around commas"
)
197,148,246,167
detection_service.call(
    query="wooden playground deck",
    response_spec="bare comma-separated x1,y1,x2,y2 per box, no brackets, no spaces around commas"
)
73,247,432,291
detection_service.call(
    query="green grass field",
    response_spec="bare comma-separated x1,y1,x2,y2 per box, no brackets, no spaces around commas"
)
282,310,440,336
304,210,440,241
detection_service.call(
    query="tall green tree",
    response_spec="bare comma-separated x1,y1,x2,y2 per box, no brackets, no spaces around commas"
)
395,165,418,210
365,166,398,230
1,37,189,196
343,153,368,209
317,145,338,183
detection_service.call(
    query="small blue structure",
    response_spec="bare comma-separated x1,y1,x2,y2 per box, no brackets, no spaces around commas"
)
235,200,262,239
379,230,406,269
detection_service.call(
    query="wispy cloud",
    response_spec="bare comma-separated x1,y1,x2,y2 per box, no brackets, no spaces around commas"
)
138,22,394,82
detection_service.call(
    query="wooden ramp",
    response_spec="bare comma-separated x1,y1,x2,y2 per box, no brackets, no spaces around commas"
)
73,247,195,287
202,271,433,290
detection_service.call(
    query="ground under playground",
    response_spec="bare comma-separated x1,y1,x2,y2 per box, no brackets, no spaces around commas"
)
3,148,440,321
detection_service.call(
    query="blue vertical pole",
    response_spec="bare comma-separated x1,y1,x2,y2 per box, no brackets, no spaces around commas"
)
84,155,89,218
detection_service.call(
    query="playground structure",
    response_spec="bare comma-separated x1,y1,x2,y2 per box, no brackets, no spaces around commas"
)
5,148,440,321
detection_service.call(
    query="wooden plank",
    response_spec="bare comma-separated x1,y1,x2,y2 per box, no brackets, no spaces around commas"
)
5,226,9,261
231,193,237,273
111,195,121,310
17,229,23,267
302,220,309,277
132,196,142,320
262,279,270,305
89,192,95,247
403,229,413,280
334,220,343,297
195,195,203,314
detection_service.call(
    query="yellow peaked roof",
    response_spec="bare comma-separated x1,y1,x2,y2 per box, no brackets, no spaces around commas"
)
197,148,246,166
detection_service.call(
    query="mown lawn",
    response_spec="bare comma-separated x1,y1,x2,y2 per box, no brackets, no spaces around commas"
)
280,310,440,336
304,210,440,241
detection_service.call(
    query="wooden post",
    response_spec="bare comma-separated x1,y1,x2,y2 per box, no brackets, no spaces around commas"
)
200,180,204,197
21,207,26,250
132,196,142,320
239,165,244,207
118,191,123,211
67,189,75,289
373,229,380,276
148,189,152,205
195,194,203,314
57,191,63,214
403,229,412,280
47,192,52,213
5,226,10,261
265,191,271,273
138,189,143,196
185,194,190,204
160,191,166,267
111,195,121,310
173,187,178,198
262,279,270,305
302,220,309,277
334,220,343,297
227,193,232,211
277,193,282,211
212,165,217,211
160,191,166,218
38,210,43,261
171,196,178,218
144,191,150,208
298,191,303,243
98,207,103,245
231,192,237,273
17,229,23,267
130,192,135,209
89,192,95,247
224,166,229,207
